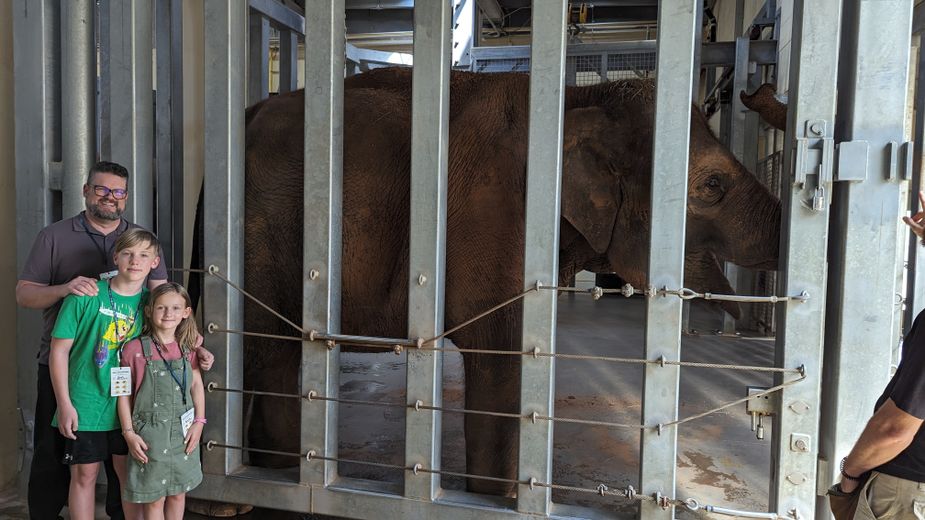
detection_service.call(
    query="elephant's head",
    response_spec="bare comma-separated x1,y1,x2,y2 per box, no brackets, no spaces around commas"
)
558,81,780,313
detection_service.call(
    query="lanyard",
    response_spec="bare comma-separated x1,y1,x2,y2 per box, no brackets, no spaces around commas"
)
107,281,140,362
79,214,112,267
151,337,187,406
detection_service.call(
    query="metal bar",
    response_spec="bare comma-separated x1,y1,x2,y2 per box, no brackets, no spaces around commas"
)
249,0,305,35
108,0,154,229
13,0,58,476
155,0,185,278
248,11,270,106
279,29,299,93
769,0,842,515
301,0,345,488
404,0,450,501
517,0,567,514
817,1,912,518
639,1,697,519
905,37,925,328
202,0,247,477
61,0,95,218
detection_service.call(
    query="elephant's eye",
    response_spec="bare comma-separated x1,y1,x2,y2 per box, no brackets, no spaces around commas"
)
705,176,721,189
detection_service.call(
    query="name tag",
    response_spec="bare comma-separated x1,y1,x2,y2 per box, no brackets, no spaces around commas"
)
100,269,119,280
110,367,132,397
181,408,195,437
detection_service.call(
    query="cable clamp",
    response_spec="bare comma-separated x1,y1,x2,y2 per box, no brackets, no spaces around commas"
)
532,346,540,359
531,411,538,424
529,477,536,490
597,483,608,496
309,330,317,342
207,264,220,275
621,283,635,298
592,286,604,300
414,400,423,411
685,498,700,511
325,340,336,350
207,382,217,392
206,440,216,451
393,345,403,355
412,463,422,475
624,485,636,500
306,450,316,461
306,390,317,402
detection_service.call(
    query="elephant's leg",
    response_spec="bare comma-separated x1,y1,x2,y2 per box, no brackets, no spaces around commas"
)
243,344,301,468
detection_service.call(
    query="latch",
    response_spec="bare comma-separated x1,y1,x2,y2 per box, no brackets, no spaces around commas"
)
746,386,774,440
834,140,914,182
794,120,834,212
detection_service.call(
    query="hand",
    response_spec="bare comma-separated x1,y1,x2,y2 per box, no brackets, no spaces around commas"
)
902,191,925,241
185,422,204,455
838,478,859,494
196,346,215,372
63,276,99,298
57,404,78,440
125,431,149,464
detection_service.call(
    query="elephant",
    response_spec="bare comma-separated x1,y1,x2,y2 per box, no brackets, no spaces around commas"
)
224,67,782,498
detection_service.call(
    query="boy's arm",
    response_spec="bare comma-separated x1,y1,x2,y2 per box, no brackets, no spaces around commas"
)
185,366,206,454
49,338,77,439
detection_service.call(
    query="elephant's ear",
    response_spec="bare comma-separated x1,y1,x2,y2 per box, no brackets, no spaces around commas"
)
561,107,620,255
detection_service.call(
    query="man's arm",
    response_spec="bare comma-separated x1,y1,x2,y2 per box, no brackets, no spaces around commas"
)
839,399,923,492
16,278,99,309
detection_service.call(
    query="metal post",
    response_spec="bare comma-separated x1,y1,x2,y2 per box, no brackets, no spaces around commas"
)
61,0,95,217
403,0,450,502
517,0,568,515
248,11,270,106
301,0,345,487
905,35,925,329
13,0,59,482
639,1,697,519
279,29,299,93
201,0,247,477
818,1,912,518
769,0,842,515
155,0,185,277
108,0,154,229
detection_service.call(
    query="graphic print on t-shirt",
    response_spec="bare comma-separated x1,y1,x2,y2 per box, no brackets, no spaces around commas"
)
94,305,138,366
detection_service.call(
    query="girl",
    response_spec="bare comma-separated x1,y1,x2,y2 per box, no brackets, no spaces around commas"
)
117,282,205,520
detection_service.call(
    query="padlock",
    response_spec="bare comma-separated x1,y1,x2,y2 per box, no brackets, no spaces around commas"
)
812,185,826,211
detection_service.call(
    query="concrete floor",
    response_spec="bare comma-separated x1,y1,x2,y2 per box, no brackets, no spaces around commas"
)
2,294,779,519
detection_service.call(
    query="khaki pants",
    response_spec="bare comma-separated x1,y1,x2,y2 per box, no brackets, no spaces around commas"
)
854,472,925,520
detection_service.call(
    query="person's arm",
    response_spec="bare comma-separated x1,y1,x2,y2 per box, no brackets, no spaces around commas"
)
16,278,99,309
903,190,925,240
49,338,78,439
839,399,923,492
118,395,149,463
185,366,206,454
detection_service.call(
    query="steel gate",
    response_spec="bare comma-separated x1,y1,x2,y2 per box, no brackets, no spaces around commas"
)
10,1,917,519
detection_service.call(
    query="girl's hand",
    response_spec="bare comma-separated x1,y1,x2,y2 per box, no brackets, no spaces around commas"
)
903,191,925,241
185,422,204,455
57,404,79,440
195,347,215,372
126,432,149,464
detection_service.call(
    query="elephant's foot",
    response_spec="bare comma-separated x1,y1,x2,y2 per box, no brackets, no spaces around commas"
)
186,497,255,517
467,477,517,498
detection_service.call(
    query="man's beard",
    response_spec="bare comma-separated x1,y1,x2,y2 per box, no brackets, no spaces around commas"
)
86,201,123,221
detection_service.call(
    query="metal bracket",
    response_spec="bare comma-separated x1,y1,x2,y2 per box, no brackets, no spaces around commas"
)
888,141,915,181
835,140,869,182
794,120,835,188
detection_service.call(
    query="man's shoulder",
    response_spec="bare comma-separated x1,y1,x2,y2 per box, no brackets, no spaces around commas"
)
36,215,81,240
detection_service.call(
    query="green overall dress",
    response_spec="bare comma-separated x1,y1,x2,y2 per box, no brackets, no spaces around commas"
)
123,336,202,503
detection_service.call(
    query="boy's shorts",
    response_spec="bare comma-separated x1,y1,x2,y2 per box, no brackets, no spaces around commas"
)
62,430,128,465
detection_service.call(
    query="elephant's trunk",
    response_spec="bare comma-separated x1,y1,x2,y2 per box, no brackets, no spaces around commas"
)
723,176,781,271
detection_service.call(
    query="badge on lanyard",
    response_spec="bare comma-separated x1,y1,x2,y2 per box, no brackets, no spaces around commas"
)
181,408,195,437
110,366,132,396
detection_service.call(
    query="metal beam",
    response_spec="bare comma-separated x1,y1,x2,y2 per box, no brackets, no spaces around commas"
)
639,1,697,519
404,0,450,501
906,25,925,327
301,0,345,488
517,0,567,515
202,0,247,477
279,29,299,93
769,0,842,515
249,0,305,35
248,11,270,106
818,1,913,518
61,0,95,218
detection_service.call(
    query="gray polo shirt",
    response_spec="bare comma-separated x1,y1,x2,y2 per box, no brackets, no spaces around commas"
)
19,212,168,365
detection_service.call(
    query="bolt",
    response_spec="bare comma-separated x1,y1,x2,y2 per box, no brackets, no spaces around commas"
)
810,122,824,136
418,273,427,286
309,269,320,280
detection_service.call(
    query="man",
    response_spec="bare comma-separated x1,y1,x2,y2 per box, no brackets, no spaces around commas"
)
834,191,925,518
16,161,214,520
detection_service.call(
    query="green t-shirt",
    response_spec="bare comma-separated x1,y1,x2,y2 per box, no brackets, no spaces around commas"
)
51,279,147,431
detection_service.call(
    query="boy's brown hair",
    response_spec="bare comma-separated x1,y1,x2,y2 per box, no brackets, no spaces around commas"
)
113,228,160,255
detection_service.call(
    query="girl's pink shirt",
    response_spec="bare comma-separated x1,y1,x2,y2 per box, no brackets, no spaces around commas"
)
120,334,203,396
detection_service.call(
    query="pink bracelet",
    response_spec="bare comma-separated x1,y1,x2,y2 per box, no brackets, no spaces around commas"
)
193,418,207,425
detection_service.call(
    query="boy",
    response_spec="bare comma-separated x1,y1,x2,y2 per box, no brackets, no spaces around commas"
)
49,228,160,520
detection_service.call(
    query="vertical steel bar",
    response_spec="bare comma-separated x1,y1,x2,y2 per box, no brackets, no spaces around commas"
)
516,1,567,515
818,1,912,518
13,0,57,473
769,0,842,514
404,0,450,501
155,0,185,278
279,29,299,93
639,1,697,518
301,0,345,487
248,11,270,106
202,0,247,476
905,34,925,329
61,0,95,217
108,0,154,229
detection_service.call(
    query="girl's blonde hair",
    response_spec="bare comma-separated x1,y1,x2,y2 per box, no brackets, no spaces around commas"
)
144,282,199,353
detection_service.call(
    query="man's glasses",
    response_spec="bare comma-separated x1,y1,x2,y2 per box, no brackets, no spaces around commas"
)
90,185,128,200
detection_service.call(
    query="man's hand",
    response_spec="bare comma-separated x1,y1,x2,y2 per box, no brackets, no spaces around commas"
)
57,404,79,440
185,422,204,455
196,347,215,372
837,478,860,494
63,276,99,297
902,190,925,241
125,431,149,464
